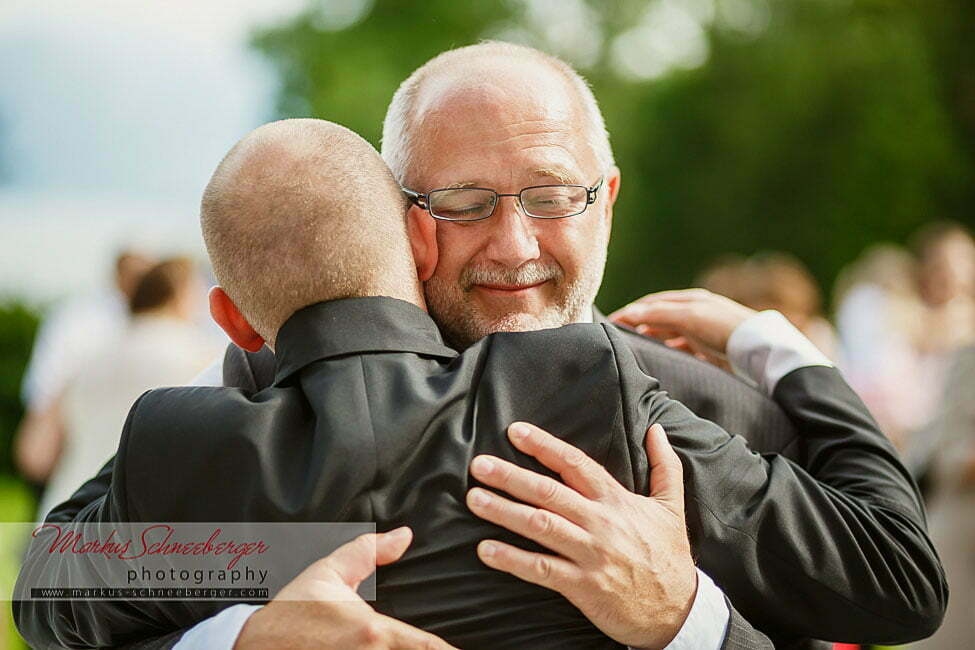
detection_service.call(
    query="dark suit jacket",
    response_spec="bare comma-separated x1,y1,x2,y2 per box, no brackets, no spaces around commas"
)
15,298,946,649
224,307,801,457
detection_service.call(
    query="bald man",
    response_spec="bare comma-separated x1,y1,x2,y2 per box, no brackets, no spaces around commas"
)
16,119,944,650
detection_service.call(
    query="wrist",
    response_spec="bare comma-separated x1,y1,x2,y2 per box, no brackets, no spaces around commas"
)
663,565,699,647
727,309,833,395
636,570,730,650
631,562,698,650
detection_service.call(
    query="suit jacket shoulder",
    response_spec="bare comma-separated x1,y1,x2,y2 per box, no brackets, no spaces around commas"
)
225,319,803,458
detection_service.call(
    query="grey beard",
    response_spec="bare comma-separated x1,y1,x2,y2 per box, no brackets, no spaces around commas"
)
424,263,595,350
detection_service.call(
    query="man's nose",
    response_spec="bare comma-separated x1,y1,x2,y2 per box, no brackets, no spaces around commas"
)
482,196,541,267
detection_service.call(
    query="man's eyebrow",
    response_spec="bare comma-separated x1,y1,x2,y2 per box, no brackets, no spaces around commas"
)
531,168,578,185
442,181,479,190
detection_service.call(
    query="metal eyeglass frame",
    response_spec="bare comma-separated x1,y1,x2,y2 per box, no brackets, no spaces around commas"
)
402,177,605,222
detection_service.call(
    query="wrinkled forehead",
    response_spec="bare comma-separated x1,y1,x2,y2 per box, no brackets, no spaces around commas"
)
409,61,596,188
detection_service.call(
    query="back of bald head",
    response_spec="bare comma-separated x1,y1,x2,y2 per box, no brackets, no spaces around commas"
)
201,118,416,345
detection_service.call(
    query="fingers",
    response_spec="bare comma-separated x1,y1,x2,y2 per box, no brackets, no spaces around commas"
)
469,453,593,525
466,487,591,561
476,539,582,594
609,301,692,332
634,288,711,303
323,527,412,588
608,289,708,321
644,424,684,509
635,325,683,340
503,422,617,501
375,526,413,566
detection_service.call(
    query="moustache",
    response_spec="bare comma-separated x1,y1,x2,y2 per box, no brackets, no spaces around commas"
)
461,261,563,290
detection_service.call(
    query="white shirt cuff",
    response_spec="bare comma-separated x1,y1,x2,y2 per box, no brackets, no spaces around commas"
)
727,310,833,396
172,604,262,650
629,568,729,650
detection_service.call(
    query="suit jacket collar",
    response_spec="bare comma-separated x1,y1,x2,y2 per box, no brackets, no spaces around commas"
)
273,297,458,385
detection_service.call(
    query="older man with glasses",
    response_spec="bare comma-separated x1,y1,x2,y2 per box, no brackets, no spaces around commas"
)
182,41,944,650
24,42,944,650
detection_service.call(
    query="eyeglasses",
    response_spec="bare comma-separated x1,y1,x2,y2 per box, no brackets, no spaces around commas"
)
403,178,604,222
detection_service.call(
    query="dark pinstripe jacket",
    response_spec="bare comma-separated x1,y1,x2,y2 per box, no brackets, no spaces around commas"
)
16,300,945,649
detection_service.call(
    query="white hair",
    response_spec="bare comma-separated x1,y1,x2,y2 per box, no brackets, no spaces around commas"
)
380,41,615,187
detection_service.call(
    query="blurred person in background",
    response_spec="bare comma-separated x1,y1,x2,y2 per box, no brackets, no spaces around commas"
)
902,222,975,474
696,254,755,304
909,345,975,649
697,252,841,361
833,244,929,450
13,249,154,485
904,223,975,649
913,221,975,354
31,257,222,518
746,252,840,362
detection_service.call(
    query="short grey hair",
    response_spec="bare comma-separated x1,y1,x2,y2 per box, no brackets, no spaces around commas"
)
201,119,415,346
381,41,614,187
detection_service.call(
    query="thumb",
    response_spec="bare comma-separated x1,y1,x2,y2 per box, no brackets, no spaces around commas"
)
375,526,414,566
324,527,413,589
645,424,684,509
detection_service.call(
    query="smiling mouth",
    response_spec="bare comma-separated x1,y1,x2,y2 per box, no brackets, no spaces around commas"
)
473,280,548,296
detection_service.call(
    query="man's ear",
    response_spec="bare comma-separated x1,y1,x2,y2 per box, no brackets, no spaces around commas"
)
605,166,621,207
601,166,621,228
209,287,265,352
406,206,439,282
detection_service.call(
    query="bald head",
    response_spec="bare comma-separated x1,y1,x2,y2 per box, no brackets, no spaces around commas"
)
382,41,613,187
201,118,417,346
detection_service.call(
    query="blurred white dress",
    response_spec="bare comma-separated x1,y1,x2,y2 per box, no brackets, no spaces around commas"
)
21,289,127,412
37,314,221,518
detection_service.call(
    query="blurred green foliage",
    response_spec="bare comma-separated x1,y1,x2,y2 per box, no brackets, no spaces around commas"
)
2,475,35,649
0,301,38,477
253,0,973,311
0,302,39,648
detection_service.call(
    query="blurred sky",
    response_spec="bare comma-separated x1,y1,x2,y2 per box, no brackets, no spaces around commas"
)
0,0,306,303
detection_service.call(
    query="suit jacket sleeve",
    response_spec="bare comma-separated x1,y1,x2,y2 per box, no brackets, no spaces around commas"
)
600,318,801,458
13,393,186,649
720,600,774,650
605,327,947,646
14,343,277,649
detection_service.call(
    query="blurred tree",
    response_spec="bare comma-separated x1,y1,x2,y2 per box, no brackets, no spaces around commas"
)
0,301,39,477
916,0,975,216
252,0,974,311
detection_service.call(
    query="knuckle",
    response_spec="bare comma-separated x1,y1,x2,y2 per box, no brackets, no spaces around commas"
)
668,454,684,473
494,462,514,487
495,463,511,488
590,506,612,528
471,487,494,510
560,444,587,468
536,477,560,504
588,568,611,593
533,555,553,580
358,620,385,645
529,508,553,535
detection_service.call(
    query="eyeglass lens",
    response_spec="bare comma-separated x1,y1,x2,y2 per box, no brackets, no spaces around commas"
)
428,186,589,221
